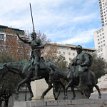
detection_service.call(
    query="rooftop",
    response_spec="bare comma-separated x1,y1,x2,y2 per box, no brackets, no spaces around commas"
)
0,25,24,35
46,43,96,52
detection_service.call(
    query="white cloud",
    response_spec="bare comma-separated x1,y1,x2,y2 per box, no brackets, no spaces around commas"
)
59,29,97,44
0,0,100,48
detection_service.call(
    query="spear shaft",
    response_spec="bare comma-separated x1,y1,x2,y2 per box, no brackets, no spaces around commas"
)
29,3,35,32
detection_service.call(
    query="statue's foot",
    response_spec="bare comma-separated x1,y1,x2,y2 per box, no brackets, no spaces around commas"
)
99,95,101,99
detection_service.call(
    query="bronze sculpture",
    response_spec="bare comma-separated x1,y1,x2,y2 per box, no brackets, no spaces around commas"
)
64,45,101,99
0,39,102,102
71,45,91,87
16,32,45,92
2,59,65,100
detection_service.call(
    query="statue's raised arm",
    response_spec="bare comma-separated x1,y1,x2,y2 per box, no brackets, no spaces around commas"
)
17,33,31,44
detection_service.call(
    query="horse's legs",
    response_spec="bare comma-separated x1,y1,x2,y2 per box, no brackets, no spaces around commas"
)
64,80,72,99
26,82,34,100
71,86,76,99
59,81,66,99
94,84,101,99
53,82,59,100
41,84,53,99
53,81,64,100
16,70,33,93
16,77,29,93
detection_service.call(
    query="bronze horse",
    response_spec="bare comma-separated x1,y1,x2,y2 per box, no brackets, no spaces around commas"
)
49,65,101,100
1,60,66,100
65,69,101,99
1,61,101,102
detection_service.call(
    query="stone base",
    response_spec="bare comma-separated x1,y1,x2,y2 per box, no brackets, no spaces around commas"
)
14,99,107,107
31,79,54,100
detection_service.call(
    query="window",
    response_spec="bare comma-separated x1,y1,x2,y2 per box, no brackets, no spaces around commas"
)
0,34,4,40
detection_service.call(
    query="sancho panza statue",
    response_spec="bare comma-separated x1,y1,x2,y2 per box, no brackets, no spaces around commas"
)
72,45,92,88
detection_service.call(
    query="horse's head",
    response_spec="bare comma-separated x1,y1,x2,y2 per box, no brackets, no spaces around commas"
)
2,62,22,75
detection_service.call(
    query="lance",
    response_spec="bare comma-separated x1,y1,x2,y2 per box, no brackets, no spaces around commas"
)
29,3,35,33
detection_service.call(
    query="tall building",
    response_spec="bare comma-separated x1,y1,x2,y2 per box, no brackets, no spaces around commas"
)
99,0,107,26
94,26,107,61
94,0,107,61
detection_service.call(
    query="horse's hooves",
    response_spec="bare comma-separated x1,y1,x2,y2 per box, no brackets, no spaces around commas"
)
55,98,58,100
99,96,101,99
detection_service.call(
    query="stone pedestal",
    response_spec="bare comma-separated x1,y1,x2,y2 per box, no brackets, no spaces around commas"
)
13,99,107,107
31,79,54,100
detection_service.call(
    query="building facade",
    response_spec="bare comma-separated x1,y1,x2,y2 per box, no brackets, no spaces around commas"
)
94,26,107,61
94,0,107,61
43,43,95,64
0,25,30,60
99,0,107,26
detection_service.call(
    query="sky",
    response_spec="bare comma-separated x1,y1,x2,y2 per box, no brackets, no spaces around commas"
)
0,0,102,48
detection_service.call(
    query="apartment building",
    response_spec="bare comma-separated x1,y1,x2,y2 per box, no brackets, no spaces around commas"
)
94,0,107,61
99,0,107,26
94,26,107,61
0,25,30,60
43,43,95,64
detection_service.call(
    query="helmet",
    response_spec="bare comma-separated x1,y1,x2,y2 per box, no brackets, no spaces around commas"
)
76,45,82,50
